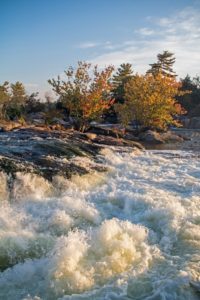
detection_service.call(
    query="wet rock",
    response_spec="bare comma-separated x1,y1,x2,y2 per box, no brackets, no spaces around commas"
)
35,140,90,158
92,134,144,149
162,131,184,143
0,157,33,177
0,126,145,182
124,132,140,141
0,129,103,181
89,124,125,138
139,130,165,144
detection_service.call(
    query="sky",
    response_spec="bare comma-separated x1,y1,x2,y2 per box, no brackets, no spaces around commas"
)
1,0,200,98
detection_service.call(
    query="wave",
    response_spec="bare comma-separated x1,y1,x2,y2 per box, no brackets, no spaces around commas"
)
0,149,199,299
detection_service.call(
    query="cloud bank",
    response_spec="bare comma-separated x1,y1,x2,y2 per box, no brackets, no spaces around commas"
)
87,7,200,78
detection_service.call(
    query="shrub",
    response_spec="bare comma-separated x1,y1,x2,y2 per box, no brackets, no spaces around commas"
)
115,73,188,130
48,62,114,131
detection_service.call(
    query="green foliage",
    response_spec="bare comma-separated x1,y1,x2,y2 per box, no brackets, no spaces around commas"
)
0,82,10,119
6,82,27,120
147,50,176,78
178,75,200,116
5,105,24,120
0,52,197,130
112,63,134,102
44,103,63,125
11,82,27,105
25,92,45,114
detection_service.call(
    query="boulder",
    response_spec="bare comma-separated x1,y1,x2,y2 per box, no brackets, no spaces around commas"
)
90,124,125,138
139,130,164,144
162,131,184,143
139,130,184,144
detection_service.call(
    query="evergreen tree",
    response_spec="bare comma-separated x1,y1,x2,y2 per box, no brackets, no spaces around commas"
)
147,50,176,78
0,81,10,119
11,81,27,105
178,75,200,116
112,63,134,102
7,82,27,120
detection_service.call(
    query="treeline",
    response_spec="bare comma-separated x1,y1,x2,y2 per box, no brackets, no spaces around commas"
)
0,50,199,132
0,81,45,123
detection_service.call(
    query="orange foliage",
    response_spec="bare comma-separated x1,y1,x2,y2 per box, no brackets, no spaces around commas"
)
48,62,114,131
115,73,189,130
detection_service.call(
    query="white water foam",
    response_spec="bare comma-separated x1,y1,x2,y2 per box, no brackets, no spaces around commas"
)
0,149,200,299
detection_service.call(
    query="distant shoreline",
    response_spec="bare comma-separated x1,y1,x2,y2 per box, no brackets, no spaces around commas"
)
144,128,200,152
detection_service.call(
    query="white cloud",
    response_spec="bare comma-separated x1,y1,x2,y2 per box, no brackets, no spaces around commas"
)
78,42,99,49
90,6,200,78
135,27,155,36
103,41,115,50
78,40,115,50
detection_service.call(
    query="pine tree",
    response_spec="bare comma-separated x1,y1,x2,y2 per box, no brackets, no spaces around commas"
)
0,81,10,119
178,75,200,115
147,50,176,78
11,81,27,105
6,82,27,120
112,63,134,102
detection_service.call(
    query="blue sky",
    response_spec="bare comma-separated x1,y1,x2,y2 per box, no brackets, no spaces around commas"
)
1,0,200,97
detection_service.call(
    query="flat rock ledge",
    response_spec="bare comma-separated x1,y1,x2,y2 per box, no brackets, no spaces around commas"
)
0,127,144,181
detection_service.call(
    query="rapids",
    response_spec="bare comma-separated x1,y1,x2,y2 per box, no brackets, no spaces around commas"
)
0,148,200,299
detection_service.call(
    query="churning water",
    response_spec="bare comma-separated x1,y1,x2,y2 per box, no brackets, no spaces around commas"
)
0,148,200,299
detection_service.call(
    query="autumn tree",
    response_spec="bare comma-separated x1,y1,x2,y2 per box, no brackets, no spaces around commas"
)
48,61,114,131
0,81,10,119
115,73,187,130
147,50,176,78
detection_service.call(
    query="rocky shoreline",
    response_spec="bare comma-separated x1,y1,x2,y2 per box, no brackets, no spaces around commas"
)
0,128,101,181
0,125,199,183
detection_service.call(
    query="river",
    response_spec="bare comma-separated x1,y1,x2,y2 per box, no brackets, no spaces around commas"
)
0,148,200,299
